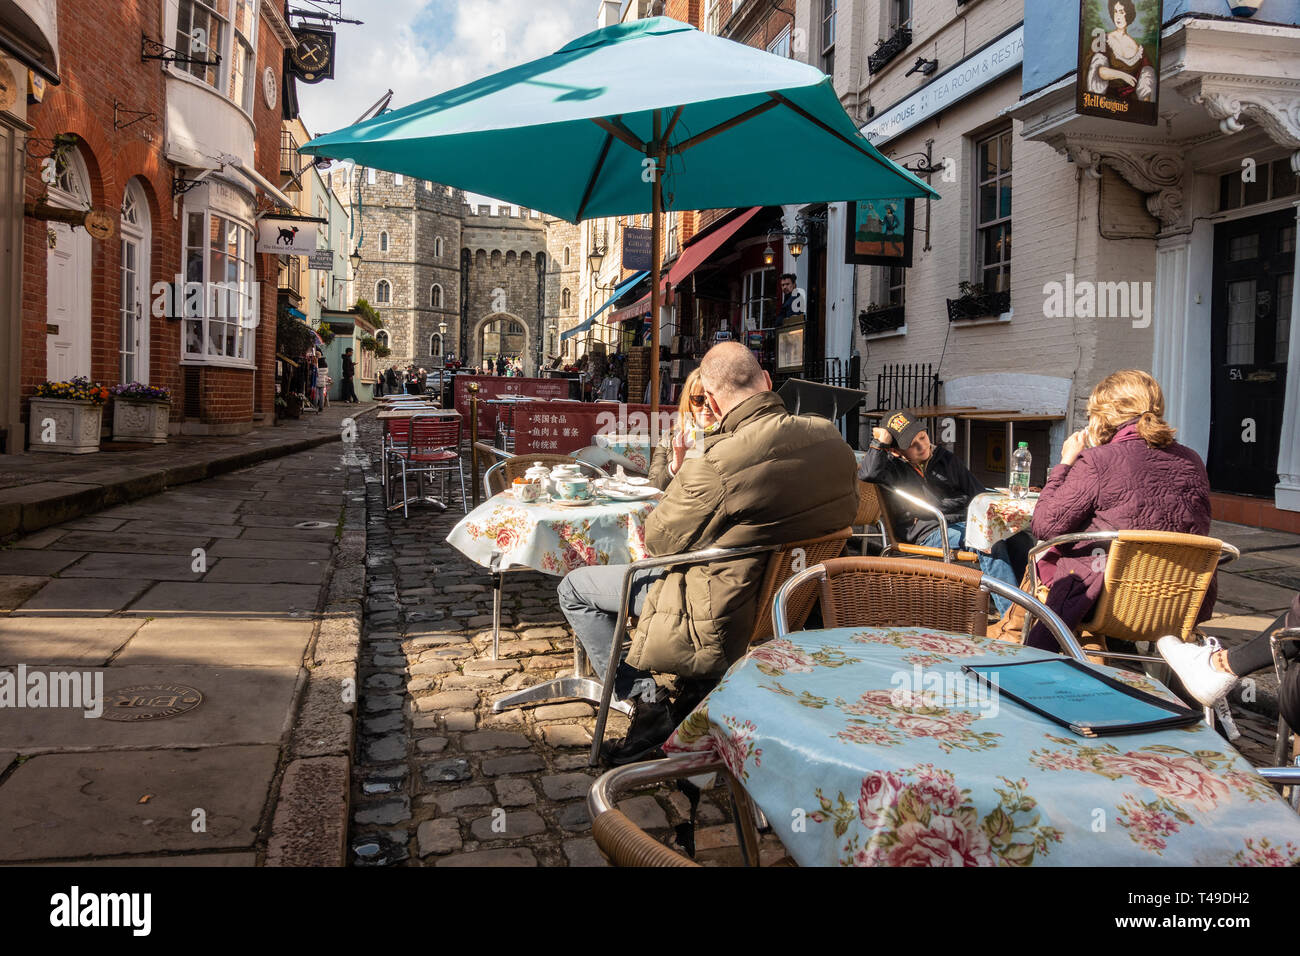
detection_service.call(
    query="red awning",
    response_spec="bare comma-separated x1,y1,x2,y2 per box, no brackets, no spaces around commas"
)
612,206,762,322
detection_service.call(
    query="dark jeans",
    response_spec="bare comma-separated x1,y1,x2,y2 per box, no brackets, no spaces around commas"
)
342,378,358,403
1227,594,1300,676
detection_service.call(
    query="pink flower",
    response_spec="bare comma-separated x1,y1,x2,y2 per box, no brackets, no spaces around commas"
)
858,771,904,826
841,690,901,716
1097,751,1231,812
494,526,520,551
910,767,965,813
836,723,897,747
893,712,976,742
1032,750,1093,773
750,639,814,674
887,816,996,867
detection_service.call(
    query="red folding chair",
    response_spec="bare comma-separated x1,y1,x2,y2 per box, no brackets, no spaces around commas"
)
392,415,467,516
381,417,412,510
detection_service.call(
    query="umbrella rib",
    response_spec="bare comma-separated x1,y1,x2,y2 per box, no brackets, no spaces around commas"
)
591,116,647,154
675,99,780,153
766,91,929,189
575,132,614,223
662,105,684,144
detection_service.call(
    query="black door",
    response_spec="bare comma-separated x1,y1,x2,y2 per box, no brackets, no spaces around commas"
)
1209,209,1295,496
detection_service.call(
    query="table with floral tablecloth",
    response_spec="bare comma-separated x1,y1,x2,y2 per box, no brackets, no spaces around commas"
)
965,491,1037,552
447,491,658,576
593,434,653,473
665,626,1300,867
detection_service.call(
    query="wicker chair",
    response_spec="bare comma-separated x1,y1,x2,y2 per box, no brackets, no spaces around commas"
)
586,528,852,765
1025,531,1239,652
864,481,982,564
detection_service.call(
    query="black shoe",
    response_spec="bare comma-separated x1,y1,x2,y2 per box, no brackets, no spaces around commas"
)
601,688,674,767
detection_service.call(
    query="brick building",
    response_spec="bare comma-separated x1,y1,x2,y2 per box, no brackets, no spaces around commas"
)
2,0,298,446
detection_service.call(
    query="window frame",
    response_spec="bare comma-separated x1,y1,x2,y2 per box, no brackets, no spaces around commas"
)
890,0,912,32
973,127,1013,295
379,231,389,253
821,0,837,76
179,205,258,368
431,283,443,308
170,0,259,117
375,278,392,304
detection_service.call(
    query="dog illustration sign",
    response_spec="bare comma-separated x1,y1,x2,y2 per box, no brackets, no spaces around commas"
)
256,217,319,255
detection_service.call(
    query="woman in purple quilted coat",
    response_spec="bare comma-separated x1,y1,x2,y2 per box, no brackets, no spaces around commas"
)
1024,369,1213,651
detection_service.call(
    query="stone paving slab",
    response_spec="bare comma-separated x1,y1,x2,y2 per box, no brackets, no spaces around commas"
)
114,616,314,668
13,577,153,615
0,745,280,861
0,549,85,575
0,575,49,610
124,582,322,617
0,664,302,750
59,552,204,580
1215,573,1297,613
49,531,211,555
207,538,335,560
0,616,144,665
201,557,331,585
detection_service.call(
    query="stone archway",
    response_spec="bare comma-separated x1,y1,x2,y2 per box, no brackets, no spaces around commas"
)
472,312,529,372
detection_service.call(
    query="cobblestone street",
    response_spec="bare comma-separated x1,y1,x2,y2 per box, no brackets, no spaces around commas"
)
348,415,784,867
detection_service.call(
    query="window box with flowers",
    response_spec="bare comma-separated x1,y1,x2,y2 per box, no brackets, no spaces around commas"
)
110,383,172,444
28,377,110,454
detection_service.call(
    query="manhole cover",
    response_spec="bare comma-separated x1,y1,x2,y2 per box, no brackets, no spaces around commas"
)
294,520,334,529
100,684,203,722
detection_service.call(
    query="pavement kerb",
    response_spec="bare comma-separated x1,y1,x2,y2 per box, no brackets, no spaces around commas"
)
0,430,347,541
265,429,370,866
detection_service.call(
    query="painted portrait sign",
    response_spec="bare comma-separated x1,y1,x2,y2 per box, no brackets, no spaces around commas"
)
1077,0,1161,126
845,198,914,267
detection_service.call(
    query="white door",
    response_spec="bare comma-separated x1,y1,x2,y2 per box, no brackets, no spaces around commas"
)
119,180,151,383
46,223,91,380
45,147,92,381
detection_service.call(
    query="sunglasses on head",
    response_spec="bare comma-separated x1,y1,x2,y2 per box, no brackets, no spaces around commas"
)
689,394,707,407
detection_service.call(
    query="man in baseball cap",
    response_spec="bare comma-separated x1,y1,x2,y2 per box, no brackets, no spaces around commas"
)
858,412,1028,616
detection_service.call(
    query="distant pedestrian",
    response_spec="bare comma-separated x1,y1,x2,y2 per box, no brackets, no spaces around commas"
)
386,366,399,393
342,348,359,404
374,368,384,398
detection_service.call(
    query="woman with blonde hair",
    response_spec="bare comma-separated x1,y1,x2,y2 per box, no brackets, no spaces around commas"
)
648,368,718,490
1021,370,1214,650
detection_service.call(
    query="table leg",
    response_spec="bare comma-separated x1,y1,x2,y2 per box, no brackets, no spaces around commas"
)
491,566,503,661
964,418,972,469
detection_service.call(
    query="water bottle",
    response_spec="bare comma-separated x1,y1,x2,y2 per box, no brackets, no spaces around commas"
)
1010,442,1032,499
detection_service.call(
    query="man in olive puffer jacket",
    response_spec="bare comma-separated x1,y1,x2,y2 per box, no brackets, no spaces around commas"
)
558,342,858,763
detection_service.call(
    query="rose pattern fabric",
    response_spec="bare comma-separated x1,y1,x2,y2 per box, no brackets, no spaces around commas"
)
662,626,1300,866
447,495,655,577
965,491,1036,552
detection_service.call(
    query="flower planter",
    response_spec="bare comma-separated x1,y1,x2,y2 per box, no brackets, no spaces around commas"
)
111,398,170,443
28,398,103,454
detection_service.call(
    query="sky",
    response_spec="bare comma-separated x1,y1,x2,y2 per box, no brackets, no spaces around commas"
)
295,0,601,209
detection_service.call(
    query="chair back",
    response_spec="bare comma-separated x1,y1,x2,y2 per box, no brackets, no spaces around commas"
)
1083,531,1230,644
406,416,461,460
853,480,883,528
746,528,851,645
813,556,988,635
385,417,411,447
861,480,905,550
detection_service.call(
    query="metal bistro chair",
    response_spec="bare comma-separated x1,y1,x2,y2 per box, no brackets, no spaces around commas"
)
587,528,852,766
392,414,467,516
867,482,983,565
1271,626,1300,781
1024,529,1239,728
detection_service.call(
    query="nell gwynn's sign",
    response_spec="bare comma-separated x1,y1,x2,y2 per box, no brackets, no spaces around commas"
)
1076,0,1161,126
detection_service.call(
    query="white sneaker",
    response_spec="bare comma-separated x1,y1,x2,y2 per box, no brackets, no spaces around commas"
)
1157,636,1238,708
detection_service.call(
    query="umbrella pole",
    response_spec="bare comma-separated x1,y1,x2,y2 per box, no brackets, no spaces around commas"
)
649,113,663,421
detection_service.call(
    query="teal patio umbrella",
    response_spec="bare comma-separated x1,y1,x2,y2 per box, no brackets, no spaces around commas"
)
302,16,938,412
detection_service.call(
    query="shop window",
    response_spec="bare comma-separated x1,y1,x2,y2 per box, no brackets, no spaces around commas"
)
181,209,256,366
376,279,391,304
379,231,389,253
742,268,778,329
431,284,443,308
974,128,1013,294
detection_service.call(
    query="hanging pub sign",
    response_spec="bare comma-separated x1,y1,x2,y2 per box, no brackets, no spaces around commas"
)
1076,0,1160,126
845,198,914,267
256,217,319,255
288,27,336,84
622,227,652,270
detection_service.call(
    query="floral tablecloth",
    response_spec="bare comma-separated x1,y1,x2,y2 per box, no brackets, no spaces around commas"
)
447,492,656,576
665,626,1300,867
965,491,1037,552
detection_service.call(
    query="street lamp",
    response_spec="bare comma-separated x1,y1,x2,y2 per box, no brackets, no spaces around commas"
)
438,320,448,336
350,248,362,274
588,247,604,274
762,244,776,266
788,232,806,259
